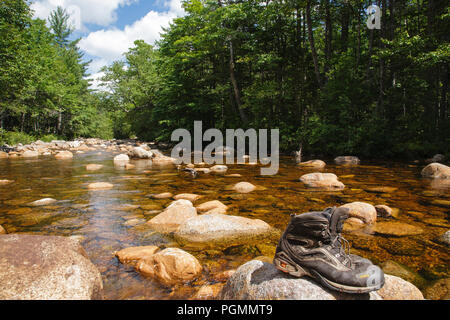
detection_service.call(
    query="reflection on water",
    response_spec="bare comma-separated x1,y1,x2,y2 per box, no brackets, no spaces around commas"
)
0,151,449,299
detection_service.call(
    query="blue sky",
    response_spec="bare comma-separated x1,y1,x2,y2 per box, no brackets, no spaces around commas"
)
31,0,185,88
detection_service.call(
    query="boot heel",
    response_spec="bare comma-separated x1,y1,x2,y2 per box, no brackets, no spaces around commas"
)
274,256,309,278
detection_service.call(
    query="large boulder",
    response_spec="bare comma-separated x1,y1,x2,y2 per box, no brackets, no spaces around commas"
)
135,248,202,286
0,234,103,300
174,213,274,246
147,200,197,233
300,173,345,191
220,260,380,300
340,202,377,224
421,163,450,179
376,275,424,300
129,147,153,159
297,160,326,169
334,156,360,165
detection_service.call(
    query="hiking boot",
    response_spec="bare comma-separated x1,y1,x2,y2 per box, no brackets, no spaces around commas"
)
273,207,384,294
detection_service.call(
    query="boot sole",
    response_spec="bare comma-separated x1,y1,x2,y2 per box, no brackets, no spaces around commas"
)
274,254,383,294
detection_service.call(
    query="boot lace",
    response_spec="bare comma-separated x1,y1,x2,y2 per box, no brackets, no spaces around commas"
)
330,234,351,264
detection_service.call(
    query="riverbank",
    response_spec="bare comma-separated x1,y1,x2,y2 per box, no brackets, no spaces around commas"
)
0,138,449,300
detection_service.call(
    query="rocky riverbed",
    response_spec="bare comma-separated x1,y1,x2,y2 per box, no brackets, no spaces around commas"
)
0,139,449,299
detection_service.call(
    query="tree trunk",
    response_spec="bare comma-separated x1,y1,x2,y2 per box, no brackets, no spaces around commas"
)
228,40,248,124
306,0,321,86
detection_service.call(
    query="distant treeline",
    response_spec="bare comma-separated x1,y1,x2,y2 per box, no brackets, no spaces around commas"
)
2,0,449,158
0,0,112,142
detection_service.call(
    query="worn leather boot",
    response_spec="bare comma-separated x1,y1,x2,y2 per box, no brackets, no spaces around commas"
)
273,207,384,294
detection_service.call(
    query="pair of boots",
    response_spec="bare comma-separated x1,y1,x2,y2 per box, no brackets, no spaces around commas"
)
274,207,384,293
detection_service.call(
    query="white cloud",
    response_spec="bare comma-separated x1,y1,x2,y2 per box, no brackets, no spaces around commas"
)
80,0,185,75
31,0,138,30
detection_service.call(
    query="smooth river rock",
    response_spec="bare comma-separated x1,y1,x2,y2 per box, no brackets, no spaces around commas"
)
300,173,345,190
54,151,73,160
297,160,326,169
334,156,360,165
129,146,153,159
174,213,274,246
86,164,104,171
29,198,57,206
376,275,424,300
115,245,159,265
135,247,202,286
220,260,380,300
173,193,202,202
87,182,114,190
196,200,228,215
22,150,39,158
421,163,450,179
147,200,197,233
233,182,256,193
340,202,377,224
0,234,103,300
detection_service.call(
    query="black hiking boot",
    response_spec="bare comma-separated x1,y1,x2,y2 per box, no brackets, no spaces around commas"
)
273,207,384,294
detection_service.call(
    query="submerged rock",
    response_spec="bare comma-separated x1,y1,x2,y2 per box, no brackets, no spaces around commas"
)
29,198,57,206
173,193,202,202
437,230,450,246
334,156,360,165
233,182,256,193
374,205,393,218
135,247,202,286
150,192,173,199
87,182,114,190
421,163,450,179
371,221,423,237
0,179,13,185
376,275,424,300
220,260,380,300
210,165,228,173
423,278,450,300
300,173,345,191
379,260,427,289
340,202,377,224
0,225,5,234
297,160,326,169
0,234,103,300
193,284,224,300
86,164,103,171
174,213,273,246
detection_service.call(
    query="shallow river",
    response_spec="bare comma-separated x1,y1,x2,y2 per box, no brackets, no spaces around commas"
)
0,149,448,299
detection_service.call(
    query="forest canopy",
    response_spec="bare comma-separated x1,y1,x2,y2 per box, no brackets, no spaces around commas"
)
1,0,449,159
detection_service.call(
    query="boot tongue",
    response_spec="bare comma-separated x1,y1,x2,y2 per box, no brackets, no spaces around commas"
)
329,207,349,236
